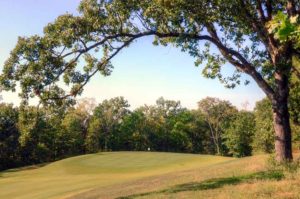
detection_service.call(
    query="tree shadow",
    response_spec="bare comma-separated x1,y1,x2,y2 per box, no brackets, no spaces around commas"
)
117,170,284,199
0,163,49,177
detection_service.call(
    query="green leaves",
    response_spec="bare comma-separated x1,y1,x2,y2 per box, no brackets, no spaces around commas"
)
253,98,274,153
267,11,300,50
0,0,298,111
224,111,255,157
267,12,296,42
198,97,238,155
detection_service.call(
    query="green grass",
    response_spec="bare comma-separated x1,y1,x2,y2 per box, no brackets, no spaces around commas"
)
0,152,232,199
2,152,299,199
117,170,284,199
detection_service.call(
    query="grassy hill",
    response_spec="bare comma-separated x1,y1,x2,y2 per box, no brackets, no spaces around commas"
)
0,152,298,199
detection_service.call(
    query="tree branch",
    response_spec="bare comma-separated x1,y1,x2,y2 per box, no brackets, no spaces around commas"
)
205,23,275,100
287,0,297,16
256,0,266,23
266,0,273,20
292,66,300,79
41,29,276,103
240,0,278,62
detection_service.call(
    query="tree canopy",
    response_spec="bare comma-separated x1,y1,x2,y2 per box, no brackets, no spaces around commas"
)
1,0,300,161
0,0,295,104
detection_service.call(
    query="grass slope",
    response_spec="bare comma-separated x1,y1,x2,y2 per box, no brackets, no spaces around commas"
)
70,154,300,199
0,152,231,199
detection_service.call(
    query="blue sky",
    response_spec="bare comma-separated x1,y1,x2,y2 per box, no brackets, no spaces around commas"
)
0,0,265,110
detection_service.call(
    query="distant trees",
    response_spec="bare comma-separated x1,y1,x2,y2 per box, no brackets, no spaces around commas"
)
92,97,130,151
224,111,255,157
2,96,298,171
119,109,149,151
289,71,300,147
290,85,300,125
148,97,187,152
198,97,237,155
253,98,275,153
18,106,54,164
59,110,86,156
252,97,300,153
0,104,20,170
85,117,102,153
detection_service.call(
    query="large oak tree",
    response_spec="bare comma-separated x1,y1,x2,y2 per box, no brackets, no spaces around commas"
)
1,0,300,161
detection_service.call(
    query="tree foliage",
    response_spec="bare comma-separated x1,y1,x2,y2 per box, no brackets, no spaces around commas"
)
224,111,255,157
18,106,54,163
1,95,296,171
198,97,237,155
60,110,86,155
0,0,298,106
0,104,20,170
91,97,130,151
2,0,300,164
253,98,274,153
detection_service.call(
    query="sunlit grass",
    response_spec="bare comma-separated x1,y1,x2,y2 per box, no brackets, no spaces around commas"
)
0,152,231,199
1,152,298,199
118,170,284,199
70,154,300,199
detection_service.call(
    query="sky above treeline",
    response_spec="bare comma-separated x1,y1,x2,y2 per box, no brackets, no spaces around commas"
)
0,0,265,110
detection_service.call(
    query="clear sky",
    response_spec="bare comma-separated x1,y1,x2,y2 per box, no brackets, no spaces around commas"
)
0,0,265,110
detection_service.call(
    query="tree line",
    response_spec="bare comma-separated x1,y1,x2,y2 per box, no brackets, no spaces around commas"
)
2,96,299,171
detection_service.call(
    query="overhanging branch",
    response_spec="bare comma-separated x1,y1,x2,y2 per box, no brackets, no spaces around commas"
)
205,23,275,100
40,29,276,103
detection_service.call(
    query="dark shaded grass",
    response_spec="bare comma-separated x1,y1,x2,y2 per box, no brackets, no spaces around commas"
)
118,170,284,199
0,163,49,177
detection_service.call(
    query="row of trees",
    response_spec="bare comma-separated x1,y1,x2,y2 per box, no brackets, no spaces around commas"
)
2,96,295,171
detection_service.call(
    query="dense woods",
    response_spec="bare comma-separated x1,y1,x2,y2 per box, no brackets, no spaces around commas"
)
1,96,299,171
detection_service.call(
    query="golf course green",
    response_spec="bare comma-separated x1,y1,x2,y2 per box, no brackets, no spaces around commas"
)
0,152,233,199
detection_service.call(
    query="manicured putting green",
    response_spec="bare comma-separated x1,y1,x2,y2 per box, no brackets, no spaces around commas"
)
0,152,232,199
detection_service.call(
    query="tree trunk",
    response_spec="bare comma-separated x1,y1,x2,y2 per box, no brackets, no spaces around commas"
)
272,103,293,162
272,69,293,162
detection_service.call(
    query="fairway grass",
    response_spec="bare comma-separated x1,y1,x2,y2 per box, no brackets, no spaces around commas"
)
70,154,300,199
2,152,298,199
0,152,232,199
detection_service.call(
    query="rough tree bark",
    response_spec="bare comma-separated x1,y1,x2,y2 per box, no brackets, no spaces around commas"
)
272,101,293,162
272,62,293,162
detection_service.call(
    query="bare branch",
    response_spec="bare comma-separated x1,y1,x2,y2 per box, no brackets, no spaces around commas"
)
58,46,67,57
135,11,151,31
266,0,273,20
257,0,266,23
79,39,88,51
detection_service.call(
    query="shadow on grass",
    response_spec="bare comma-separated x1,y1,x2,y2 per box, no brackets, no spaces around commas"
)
0,163,49,177
117,170,284,199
